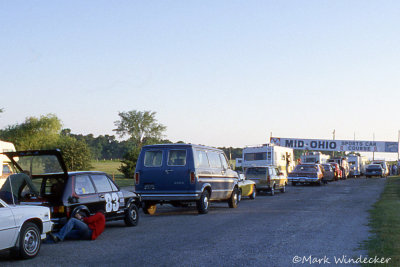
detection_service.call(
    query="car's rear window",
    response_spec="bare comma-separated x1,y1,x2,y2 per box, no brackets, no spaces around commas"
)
168,150,187,166
75,175,96,195
246,168,267,175
295,165,318,172
144,150,163,167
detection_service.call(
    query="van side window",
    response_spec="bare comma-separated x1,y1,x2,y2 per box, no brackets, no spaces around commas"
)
75,175,96,195
144,150,163,167
208,151,222,168
195,150,210,168
168,150,187,166
219,154,229,169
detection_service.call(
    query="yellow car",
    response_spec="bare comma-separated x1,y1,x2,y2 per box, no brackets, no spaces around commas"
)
237,173,256,201
245,166,287,196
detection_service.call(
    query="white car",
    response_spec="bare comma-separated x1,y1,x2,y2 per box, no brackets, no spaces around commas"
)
0,198,53,259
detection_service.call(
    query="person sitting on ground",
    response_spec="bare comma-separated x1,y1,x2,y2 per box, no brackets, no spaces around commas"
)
49,211,105,242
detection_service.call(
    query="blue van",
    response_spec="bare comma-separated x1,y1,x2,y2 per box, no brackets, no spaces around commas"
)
135,144,239,214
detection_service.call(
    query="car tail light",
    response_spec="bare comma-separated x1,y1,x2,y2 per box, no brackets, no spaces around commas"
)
135,172,140,185
190,172,196,184
53,206,65,214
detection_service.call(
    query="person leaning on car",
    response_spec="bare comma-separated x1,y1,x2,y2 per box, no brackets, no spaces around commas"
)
49,212,105,242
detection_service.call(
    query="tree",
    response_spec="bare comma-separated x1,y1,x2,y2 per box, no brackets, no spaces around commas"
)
0,114,62,150
114,110,166,146
114,110,167,178
56,136,92,171
0,108,3,113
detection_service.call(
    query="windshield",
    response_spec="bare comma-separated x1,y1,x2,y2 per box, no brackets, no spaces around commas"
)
294,165,318,172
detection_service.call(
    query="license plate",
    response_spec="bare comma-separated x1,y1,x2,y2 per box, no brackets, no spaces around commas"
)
144,184,155,190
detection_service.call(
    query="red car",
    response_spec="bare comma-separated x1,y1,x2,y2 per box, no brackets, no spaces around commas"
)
329,162,341,181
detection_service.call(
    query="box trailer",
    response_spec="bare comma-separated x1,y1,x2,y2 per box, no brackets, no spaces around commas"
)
0,140,16,187
241,144,295,176
300,152,330,164
347,154,368,177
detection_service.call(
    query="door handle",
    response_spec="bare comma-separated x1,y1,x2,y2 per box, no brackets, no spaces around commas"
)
165,170,174,174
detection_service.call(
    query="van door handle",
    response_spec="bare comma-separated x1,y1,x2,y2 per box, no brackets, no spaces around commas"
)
165,170,174,174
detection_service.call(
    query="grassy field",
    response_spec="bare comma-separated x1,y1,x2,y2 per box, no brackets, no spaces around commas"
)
363,176,400,266
90,160,134,187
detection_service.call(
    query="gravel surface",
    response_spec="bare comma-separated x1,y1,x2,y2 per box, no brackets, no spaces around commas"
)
0,177,386,267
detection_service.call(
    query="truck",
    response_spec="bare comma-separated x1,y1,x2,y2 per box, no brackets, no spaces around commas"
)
347,154,368,177
0,140,16,187
241,144,295,176
300,152,330,164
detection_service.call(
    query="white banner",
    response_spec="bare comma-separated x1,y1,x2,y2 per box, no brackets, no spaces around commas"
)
270,137,399,153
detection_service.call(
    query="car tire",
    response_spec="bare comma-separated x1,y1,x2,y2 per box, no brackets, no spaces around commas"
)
143,202,157,215
249,186,256,200
228,188,239,208
14,222,41,259
270,186,275,196
280,185,286,193
197,190,210,214
124,202,139,226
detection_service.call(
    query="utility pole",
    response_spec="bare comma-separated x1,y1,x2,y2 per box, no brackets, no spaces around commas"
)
373,133,375,161
332,129,336,158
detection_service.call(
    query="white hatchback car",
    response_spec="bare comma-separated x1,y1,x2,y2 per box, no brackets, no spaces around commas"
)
0,198,53,259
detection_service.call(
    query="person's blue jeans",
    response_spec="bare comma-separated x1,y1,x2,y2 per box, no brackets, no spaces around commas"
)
54,218,92,241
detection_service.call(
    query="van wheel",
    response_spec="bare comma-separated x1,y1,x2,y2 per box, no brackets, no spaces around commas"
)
249,186,256,199
143,202,157,215
197,190,210,214
228,188,239,208
124,202,139,226
280,185,286,193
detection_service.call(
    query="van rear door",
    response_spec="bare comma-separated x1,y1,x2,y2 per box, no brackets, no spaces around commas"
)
139,147,190,193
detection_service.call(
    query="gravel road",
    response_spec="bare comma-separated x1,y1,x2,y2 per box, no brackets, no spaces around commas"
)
1,177,386,267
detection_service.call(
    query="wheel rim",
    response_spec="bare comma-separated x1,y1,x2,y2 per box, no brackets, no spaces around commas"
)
238,191,242,202
203,195,209,209
233,191,238,204
24,229,39,256
129,206,137,221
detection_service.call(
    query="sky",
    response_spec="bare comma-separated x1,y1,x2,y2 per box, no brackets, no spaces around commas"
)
1,1,400,159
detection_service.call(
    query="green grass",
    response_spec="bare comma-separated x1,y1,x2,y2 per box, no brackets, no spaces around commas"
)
363,176,400,266
90,160,134,188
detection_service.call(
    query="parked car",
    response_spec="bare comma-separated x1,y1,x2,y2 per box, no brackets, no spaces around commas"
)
245,166,287,195
135,144,240,215
288,164,324,185
237,172,256,200
329,162,341,180
1,150,140,228
322,164,335,182
0,196,53,259
365,164,385,178
371,160,389,177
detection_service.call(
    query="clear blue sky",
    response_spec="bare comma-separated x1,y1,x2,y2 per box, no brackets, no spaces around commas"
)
1,1,399,158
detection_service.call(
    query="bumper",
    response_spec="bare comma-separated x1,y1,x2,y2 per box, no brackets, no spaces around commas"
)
139,193,201,201
288,177,320,183
41,220,53,239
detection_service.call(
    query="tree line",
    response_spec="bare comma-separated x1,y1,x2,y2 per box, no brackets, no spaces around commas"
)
0,110,243,178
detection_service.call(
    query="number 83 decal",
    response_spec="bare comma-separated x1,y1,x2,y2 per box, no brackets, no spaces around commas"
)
104,193,119,212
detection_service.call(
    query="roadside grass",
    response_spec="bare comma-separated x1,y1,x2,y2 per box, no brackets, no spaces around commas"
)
363,176,400,266
90,160,134,188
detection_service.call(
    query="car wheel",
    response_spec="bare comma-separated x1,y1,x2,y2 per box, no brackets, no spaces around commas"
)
143,202,157,215
15,222,41,259
228,188,239,208
292,182,296,186
270,186,275,196
249,186,256,200
280,185,286,193
124,202,139,226
197,190,210,214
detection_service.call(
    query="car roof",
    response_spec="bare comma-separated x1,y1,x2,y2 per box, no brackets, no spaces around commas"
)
68,171,108,176
142,143,222,151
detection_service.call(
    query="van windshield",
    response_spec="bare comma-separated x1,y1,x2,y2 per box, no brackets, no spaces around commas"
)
245,168,267,179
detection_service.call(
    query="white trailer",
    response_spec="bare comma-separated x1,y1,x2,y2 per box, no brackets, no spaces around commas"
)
241,144,295,176
347,154,367,177
300,152,330,164
0,140,16,187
